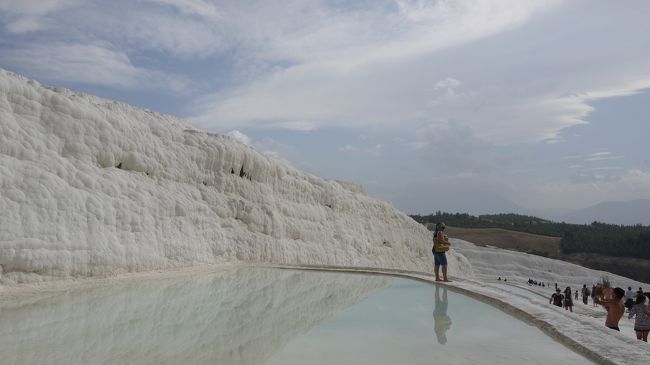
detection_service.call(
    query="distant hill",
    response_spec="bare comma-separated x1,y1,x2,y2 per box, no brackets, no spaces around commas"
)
447,226,650,284
558,199,650,225
445,226,561,257
412,211,650,260
411,212,564,237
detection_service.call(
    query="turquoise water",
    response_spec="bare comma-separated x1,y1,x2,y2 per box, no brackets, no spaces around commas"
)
265,277,594,365
0,268,592,364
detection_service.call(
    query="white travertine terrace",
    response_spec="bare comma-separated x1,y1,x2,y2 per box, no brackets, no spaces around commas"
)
0,69,471,284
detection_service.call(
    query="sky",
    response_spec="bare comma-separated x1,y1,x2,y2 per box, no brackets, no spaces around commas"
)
1,0,650,217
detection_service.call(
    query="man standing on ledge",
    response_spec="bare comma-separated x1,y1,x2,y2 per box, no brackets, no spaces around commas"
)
433,222,451,282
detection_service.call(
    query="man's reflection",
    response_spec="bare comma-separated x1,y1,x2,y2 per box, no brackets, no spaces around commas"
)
433,285,452,345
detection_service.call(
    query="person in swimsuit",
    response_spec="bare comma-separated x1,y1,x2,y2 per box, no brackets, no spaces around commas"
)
594,287,626,331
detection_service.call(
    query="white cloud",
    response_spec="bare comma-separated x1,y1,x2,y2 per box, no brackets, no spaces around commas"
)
114,10,225,59
226,130,251,145
5,0,649,150
563,151,623,164
2,0,649,214
404,121,502,176
338,145,355,153
428,77,461,105
189,1,565,133
1,0,227,59
0,43,191,91
189,0,650,148
585,155,622,162
367,144,384,158
141,0,221,21
0,0,77,33
338,143,383,158
591,166,623,171
515,169,650,210
250,137,314,171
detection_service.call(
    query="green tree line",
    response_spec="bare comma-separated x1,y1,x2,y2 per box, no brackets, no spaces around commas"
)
410,212,650,259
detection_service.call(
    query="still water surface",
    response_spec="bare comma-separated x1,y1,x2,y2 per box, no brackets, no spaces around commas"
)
0,268,593,364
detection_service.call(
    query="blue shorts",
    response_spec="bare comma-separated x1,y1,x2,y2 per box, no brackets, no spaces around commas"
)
433,252,448,267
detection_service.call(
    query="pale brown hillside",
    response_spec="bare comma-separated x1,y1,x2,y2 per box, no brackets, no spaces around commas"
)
445,226,650,283
445,226,561,257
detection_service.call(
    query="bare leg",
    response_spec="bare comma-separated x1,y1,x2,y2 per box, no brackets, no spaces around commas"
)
442,266,449,282
642,331,648,342
435,265,441,281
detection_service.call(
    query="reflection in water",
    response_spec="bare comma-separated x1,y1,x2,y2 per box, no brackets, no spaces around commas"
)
0,268,389,365
264,278,594,365
433,285,452,345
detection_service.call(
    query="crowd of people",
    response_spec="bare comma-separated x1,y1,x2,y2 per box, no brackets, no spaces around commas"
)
527,278,546,287
549,284,576,312
546,282,650,342
432,222,650,343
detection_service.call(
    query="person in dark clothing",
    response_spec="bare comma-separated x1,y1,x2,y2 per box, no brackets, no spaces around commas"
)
591,285,597,307
564,287,574,312
581,284,590,305
550,288,564,307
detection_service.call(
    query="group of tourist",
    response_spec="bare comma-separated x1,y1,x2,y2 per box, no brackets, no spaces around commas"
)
431,222,650,342
527,278,546,287
549,284,576,312
548,283,650,342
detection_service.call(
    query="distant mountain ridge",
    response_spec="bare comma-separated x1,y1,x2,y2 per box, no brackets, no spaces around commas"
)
558,199,650,225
